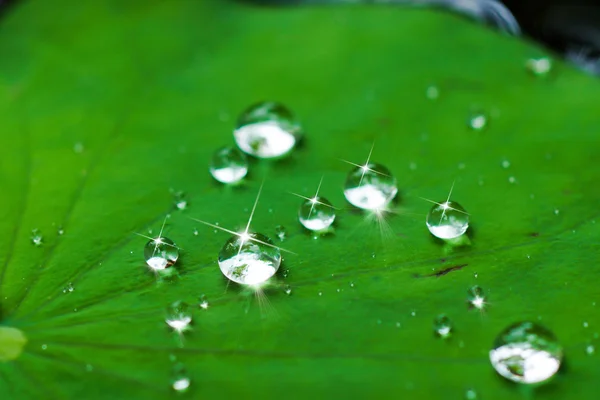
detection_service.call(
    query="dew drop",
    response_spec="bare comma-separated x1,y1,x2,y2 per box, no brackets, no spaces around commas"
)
171,363,191,393
57,226,64,236
349,282,355,288
501,160,510,169
209,146,248,184
426,201,469,240
218,233,281,285
199,299,209,310
467,285,486,310
583,321,589,328
144,237,179,270
275,225,287,241
165,301,192,332
171,191,187,210
433,314,452,338
465,388,478,399
554,209,560,216
62,283,74,294
234,101,302,159
468,111,488,131
73,142,84,153
193,228,199,236
318,291,323,296
489,321,563,384
30,229,43,247
586,344,595,355
426,85,439,100
41,344,47,350
526,57,552,76
508,176,517,184
344,163,398,210
411,311,417,317
284,285,292,295
298,196,336,232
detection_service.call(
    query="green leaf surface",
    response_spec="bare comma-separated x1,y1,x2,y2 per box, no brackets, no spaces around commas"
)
1,0,599,398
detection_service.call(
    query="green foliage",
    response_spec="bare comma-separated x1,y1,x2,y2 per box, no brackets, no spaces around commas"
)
0,0,599,398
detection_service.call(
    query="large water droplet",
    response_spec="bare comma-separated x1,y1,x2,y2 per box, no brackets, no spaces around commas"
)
433,314,452,338
489,321,563,384
209,146,248,184
344,163,398,210
426,201,469,240
165,301,192,333
31,229,43,246
234,101,302,159
298,196,336,232
144,237,179,270
467,285,486,310
218,233,281,285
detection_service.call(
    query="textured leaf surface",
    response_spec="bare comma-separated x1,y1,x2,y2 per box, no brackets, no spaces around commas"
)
0,1,599,398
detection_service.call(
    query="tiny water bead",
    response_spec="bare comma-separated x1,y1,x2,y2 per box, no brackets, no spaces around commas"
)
489,321,563,384
218,232,281,285
209,146,248,184
275,225,287,241
467,285,486,310
298,196,336,232
165,301,192,332
426,201,469,240
30,229,43,246
344,163,398,210
144,237,179,270
433,314,452,338
234,101,302,159
171,190,187,211
526,57,552,76
468,111,488,131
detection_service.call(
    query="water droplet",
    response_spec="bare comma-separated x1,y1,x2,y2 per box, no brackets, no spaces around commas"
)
209,146,248,184
526,57,552,76
171,191,187,210
298,196,336,232
411,311,416,317
433,314,452,338
284,285,292,295
426,201,469,240
586,344,595,355
31,229,43,246
489,321,563,384
508,176,517,184
85,364,93,372
171,363,191,393
501,160,510,169
464,388,478,399
468,112,488,131
73,142,84,153
144,237,179,270
199,297,209,310
409,162,417,171
62,283,74,294
467,285,486,310
395,322,401,328
318,291,323,296
234,101,302,159
57,226,64,235
41,344,47,350
426,85,439,100
165,301,192,332
193,228,199,236
275,225,287,241
218,233,281,285
583,321,589,328
344,163,398,210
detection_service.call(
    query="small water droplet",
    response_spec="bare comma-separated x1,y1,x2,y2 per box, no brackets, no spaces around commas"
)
465,388,478,399
458,162,466,170
426,85,439,100
193,228,199,236
467,286,486,310
433,314,452,338
234,101,302,159
474,273,479,279
274,225,287,241
409,162,417,171
411,311,416,317
199,298,209,310
41,344,47,350
583,321,589,328
73,142,84,153
85,364,93,372
170,190,187,211
209,146,248,184
166,301,192,333
508,176,517,184
171,363,191,393
298,196,336,232
426,201,469,240
490,321,563,384
526,57,552,76
349,282,355,288
501,160,510,169
554,209,560,216
586,344,595,355
218,233,281,285
57,226,64,235
62,283,74,294
144,237,179,271
318,291,323,296
395,322,401,328
283,285,292,295
344,163,398,210
31,229,43,246
468,111,488,131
